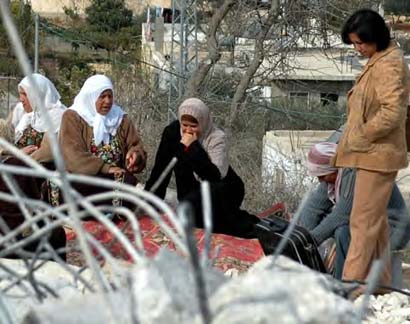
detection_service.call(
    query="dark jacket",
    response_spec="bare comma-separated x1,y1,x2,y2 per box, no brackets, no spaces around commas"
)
145,120,243,205
145,120,258,238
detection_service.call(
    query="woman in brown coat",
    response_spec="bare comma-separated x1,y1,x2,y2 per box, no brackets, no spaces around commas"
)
335,9,410,290
50,74,147,210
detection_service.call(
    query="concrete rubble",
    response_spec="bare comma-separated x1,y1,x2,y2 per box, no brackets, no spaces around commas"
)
17,250,360,324
0,259,86,323
4,250,410,323
356,292,410,324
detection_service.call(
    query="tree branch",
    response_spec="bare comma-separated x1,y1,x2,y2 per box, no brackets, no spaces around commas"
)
185,0,236,98
226,0,281,130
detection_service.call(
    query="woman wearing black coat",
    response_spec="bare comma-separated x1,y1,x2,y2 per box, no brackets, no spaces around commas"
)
145,98,259,238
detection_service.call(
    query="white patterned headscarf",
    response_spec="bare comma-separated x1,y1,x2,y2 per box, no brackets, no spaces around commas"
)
70,75,125,145
15,74,66,142
307,142,342,203
307,142,338,177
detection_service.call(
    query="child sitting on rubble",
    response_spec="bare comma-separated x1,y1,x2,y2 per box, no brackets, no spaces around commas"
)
299,142,410,279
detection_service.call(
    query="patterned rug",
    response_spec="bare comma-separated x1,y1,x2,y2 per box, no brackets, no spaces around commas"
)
65,203,287,273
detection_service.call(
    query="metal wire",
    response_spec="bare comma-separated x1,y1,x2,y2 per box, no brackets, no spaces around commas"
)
0,3,112,309
200,181,212,268
178,202,211,324
0,2,397,323
0,6,197,318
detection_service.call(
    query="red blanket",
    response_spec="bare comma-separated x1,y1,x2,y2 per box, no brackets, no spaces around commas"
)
65,203,286,273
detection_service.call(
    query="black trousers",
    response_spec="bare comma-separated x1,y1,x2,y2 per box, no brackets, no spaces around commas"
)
3,225,67,261
0,157,66,260
183,169,259,238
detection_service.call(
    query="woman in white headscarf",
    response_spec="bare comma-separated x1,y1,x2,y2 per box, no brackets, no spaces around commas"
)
14,73,66,162
0,73,67,260
53,75,146,208
2,73,66,162
145,98,259,238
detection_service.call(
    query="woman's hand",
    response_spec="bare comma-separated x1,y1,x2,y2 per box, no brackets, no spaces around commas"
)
126,151,137,172
126,151,145,172
181,132,197,147
21,145,38,155
108,166,125,176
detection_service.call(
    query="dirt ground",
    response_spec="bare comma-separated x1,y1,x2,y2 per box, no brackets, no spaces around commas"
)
402,249,410,289
401,250,410,289
392,22,410,32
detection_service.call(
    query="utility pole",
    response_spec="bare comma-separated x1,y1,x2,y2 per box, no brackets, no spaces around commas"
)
34,13,39,73
167,0,198,122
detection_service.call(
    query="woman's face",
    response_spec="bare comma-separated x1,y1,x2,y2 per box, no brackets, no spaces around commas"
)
348,33,377,58
95,89,113,115
19,88,32,113
181,118,200,137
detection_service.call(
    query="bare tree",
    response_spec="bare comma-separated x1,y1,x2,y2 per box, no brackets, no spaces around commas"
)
227,0,281,131
182,0,378,133
185,0,237,97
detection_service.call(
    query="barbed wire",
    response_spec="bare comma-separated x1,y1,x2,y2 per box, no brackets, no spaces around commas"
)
0,2,406,323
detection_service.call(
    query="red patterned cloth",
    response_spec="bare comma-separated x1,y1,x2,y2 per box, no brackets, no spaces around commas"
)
66,216,264,273
65,203,287,272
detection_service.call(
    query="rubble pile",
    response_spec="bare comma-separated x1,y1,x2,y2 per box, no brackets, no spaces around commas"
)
356,292,410,324
7,251,410,323
20,252,358,324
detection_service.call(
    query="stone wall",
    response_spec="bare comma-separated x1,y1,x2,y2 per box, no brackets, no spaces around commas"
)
262,129,410,202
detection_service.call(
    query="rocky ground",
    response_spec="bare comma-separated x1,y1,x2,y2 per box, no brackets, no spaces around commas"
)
4,254,410,323
350,262,410,323
355,292,410,323
8,253,359,323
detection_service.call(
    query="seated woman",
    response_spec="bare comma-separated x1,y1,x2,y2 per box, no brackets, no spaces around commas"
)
299,142,410,279
2,73,66,162
55,74,146,210
145,98,259,238
0,73,67,260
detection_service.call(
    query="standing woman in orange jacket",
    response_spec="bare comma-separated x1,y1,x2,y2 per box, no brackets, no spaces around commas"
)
335,9,410,291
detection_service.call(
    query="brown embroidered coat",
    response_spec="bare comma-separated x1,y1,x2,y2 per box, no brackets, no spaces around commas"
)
59,109,146,175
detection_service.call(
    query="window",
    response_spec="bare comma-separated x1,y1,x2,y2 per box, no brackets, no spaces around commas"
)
289,92,309,105
320,93,339,106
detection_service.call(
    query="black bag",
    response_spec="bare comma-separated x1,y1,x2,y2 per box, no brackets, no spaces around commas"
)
255,216,327,273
